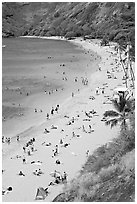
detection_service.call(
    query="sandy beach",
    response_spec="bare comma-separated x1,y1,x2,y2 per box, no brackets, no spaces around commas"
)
2,36,99,158
2,37,134,202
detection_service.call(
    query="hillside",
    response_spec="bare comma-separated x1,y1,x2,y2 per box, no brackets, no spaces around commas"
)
52,111,135,202
2,2,135,50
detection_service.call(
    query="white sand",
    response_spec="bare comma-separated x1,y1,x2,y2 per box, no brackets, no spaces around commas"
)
2,38,132,202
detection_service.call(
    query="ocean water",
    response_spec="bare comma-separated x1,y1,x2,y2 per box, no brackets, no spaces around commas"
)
2,37,97,149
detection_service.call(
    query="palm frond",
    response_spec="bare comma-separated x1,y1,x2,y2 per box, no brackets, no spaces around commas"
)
103,95,135,130
105,120,111,126
103,110,119,117
111,119,119,128
112,99,122,112
120,120,128,131
105,118,119,129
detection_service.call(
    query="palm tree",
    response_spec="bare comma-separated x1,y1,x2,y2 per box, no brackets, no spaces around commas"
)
103,95,135,130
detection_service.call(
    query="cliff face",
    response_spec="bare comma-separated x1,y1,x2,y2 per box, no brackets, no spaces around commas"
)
2,2,135,47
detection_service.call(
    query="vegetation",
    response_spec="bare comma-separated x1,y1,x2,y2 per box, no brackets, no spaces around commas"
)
53,112,135,202
52,95,135,202
103,96,135,129
2,2,135,56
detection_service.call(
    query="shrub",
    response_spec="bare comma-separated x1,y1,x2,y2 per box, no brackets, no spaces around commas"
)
119,149,135,174
65,31,75,38
54,11,60,18
98,164,120,182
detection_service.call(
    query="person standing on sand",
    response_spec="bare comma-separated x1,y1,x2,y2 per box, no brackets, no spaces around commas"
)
102,88,105,94
82,125,86,133
27,149,31,156
46,113,49,120
17,135,20,142
54,106,58,113
86,150,90,157
2,136,5,143
72,131,75,137
7,138,11,145
51,107,54,115
22,156,26,164
55,104,59,113
52,145,59,157
23,146,26,153
34,108,37,113
55,145,59,154
95,87,99,95
99,67,101,71
60,139,63,144
62,171,68,183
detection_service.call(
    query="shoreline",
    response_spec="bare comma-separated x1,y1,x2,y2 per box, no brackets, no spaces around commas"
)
2,36,100,159
2,37,127,202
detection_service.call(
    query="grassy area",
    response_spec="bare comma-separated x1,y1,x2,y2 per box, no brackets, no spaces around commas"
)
53,112,135,202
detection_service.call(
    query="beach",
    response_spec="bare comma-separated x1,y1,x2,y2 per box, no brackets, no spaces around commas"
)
2,37,99,158
2,37,133,202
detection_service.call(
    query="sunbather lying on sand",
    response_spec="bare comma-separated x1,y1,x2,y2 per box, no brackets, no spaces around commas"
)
64,143,70,148
31,160,42,164
82,125,94,133
67,117,76,125
11,155,22,159
41,142,52,146
2,186,12,196
72,131,80,138
44,128,50,134
18,171,25,176
55,159,62,165
33,169,44,176
51,125,58,129
49,170,68,185
85,109,97,118
64,115,69,118
50,170,61,179
89,96,95,100
85,111,92,118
